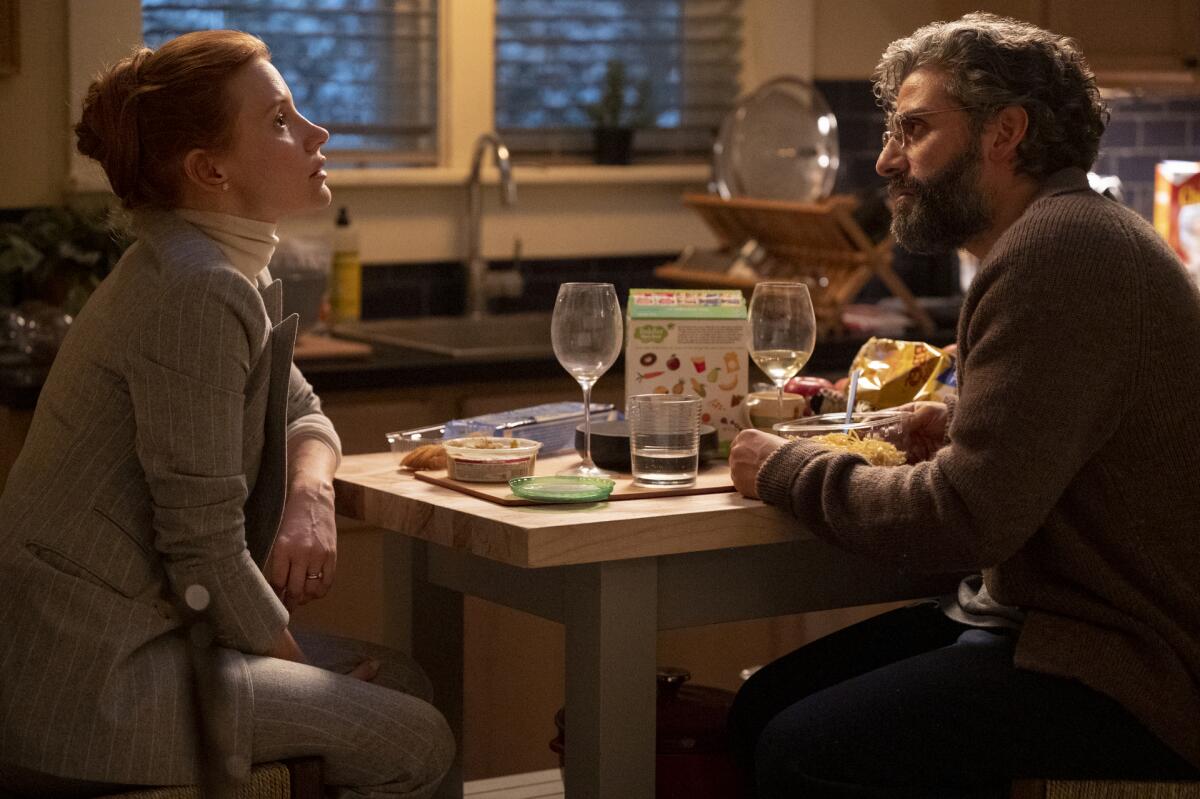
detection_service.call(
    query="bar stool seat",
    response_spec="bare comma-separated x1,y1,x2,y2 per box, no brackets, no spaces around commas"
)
95,758,322,799
1012,779,1200,798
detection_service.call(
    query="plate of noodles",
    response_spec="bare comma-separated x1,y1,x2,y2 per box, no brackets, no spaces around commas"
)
774,411,910,466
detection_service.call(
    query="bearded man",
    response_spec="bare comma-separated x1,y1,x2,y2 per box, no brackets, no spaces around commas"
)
727,13,1200,798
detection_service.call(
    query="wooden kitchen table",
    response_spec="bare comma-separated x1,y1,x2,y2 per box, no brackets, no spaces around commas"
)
334,452,962,799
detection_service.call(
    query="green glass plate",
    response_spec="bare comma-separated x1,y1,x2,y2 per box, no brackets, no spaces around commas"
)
509,476,616,503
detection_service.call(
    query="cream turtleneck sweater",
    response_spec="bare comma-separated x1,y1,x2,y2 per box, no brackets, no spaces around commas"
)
173,207,340,465
175,208,279,287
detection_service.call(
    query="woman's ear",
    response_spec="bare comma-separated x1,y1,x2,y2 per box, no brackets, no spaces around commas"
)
985,105,1029,167
182,148,229,195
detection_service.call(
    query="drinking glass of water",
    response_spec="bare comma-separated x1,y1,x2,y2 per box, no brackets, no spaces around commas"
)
627,394,702,487
748,282,817,407
551,282,624,477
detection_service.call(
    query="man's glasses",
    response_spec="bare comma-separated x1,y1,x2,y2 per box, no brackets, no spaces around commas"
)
881,106,978,150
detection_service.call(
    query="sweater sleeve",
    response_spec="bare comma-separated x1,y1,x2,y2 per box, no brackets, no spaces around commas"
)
284,364,342,468
757,196,1139,573
129,267,288,653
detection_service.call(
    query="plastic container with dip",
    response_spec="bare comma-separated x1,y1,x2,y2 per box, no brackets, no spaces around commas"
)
442,437,542,482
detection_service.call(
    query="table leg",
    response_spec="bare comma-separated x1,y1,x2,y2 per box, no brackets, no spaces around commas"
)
412,540,465,799
380,532,413,652
563,558,658,799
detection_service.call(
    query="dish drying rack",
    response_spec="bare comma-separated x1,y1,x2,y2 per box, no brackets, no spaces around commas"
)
656,193,935,335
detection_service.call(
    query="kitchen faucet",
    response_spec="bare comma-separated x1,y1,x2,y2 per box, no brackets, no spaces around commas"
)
465,132,518,318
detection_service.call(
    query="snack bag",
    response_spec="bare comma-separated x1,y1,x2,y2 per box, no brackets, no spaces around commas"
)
849,337,954,409
913,349,957,403
1154,160,1200,286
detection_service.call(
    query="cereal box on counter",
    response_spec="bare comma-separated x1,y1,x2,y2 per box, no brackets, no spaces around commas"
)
1154,160,1200,285
625,289,748,454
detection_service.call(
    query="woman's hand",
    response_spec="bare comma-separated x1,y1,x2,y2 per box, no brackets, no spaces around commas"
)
894,401,949,463
729,428,790,499
267,436,339,609
268,476,336,609
267,627,308,664
345,658,381,682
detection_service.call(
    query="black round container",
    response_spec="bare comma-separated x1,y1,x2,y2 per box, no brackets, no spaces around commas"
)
575,420,719,472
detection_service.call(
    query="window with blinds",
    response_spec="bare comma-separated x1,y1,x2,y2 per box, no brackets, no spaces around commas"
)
495,0,742,160
141,0,438,166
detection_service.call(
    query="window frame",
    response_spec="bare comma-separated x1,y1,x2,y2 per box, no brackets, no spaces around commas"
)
66,0,802,193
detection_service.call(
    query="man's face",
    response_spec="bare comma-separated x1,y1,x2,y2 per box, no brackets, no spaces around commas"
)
876,68,992,254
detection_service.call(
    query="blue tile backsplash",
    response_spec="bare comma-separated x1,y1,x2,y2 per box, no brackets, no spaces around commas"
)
1094,94,1200,220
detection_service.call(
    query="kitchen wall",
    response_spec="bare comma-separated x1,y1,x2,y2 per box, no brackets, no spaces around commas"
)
3,1,1196,262
0,0,67,211
0,0,819,265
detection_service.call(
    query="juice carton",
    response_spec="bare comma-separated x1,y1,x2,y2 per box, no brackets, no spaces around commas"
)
625,289,748,454
1154,160,1200,285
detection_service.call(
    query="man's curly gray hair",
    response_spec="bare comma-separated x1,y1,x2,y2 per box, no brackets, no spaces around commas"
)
872,12,1108,179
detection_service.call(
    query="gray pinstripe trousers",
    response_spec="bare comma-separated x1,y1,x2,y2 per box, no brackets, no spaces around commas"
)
0,630,454,799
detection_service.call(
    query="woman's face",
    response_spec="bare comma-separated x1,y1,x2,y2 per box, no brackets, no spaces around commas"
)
218,58,331,222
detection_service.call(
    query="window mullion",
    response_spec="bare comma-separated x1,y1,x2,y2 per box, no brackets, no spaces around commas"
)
441,0,497,170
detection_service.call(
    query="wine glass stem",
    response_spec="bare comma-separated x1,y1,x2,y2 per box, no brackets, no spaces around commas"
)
776,381,785,408
580,380,596,467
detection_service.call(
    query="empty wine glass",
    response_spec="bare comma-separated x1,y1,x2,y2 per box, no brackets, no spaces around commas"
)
551,282,623,477
748,282,817,409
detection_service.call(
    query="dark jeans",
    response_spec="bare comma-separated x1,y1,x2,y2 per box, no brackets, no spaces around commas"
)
727,600,1199,799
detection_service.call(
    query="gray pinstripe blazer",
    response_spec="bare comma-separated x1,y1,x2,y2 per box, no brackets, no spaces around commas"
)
0,210,340,784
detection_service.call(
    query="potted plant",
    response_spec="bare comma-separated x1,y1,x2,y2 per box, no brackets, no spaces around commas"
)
585,59,652,165
0,206,132,315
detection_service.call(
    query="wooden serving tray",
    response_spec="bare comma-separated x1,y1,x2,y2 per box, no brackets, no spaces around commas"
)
413,453,735,506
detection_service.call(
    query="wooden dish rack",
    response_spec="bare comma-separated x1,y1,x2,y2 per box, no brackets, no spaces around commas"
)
656,193,935,334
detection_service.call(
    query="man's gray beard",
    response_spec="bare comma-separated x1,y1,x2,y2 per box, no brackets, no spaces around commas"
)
890,145,991,255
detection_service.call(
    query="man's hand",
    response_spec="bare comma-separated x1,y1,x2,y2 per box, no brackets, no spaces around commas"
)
729,428,790,499
894,401,949,463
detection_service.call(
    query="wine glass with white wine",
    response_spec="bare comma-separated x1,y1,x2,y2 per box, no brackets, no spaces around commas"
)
748,282,817,415
551,282,624,477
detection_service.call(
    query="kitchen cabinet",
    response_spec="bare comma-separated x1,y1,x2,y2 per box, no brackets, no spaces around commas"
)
944,0,1200,78
813,0,1200,85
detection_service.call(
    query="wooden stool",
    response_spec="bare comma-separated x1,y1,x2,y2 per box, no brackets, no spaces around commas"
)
1013,779,1200,798
95,758,322,799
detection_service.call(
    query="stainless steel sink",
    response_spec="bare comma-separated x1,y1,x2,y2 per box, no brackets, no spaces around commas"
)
333,312,554,360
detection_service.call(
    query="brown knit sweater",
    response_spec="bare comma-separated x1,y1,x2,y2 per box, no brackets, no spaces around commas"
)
757,168,1200,766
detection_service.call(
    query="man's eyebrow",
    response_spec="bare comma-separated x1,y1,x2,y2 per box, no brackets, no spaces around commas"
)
894,105,935,117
